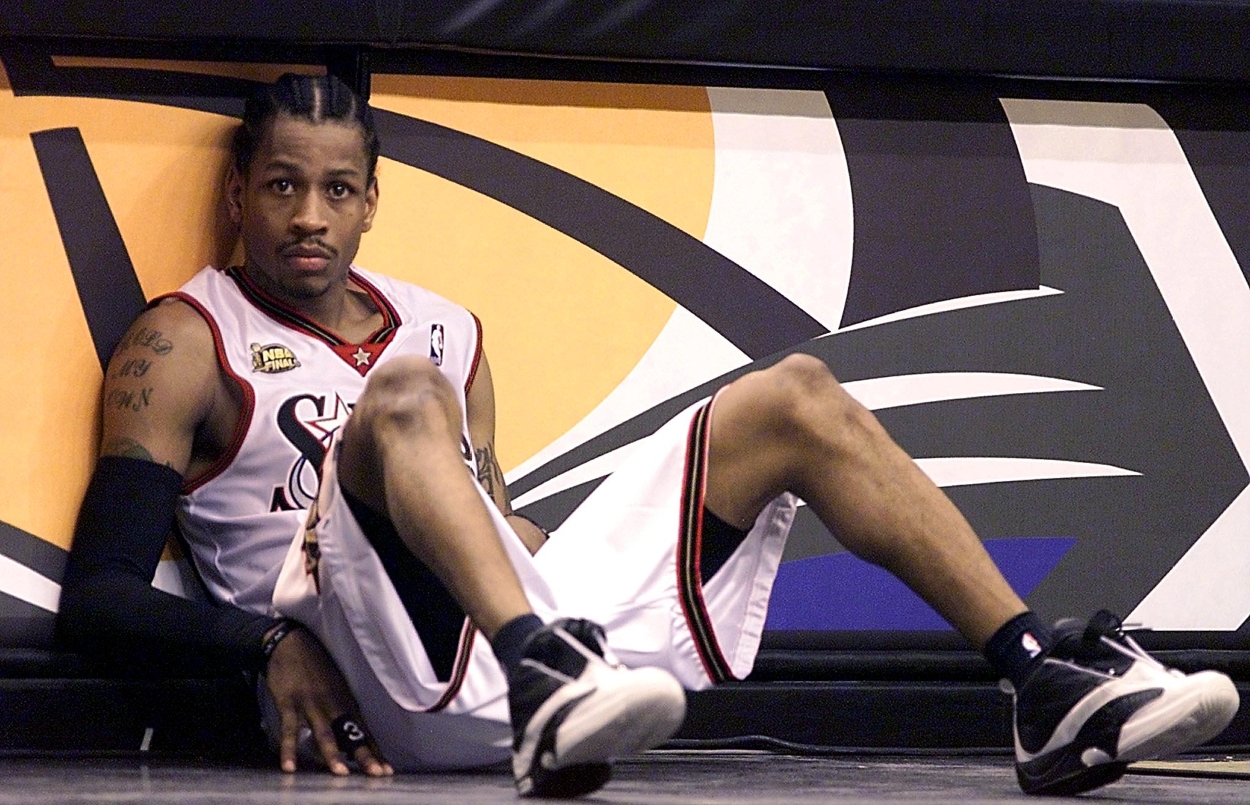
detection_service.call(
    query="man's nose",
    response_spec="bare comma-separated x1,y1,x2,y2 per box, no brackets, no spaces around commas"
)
291,190,328,233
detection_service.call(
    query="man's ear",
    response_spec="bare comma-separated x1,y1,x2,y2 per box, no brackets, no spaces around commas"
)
362,176,379,233
226,165,245,225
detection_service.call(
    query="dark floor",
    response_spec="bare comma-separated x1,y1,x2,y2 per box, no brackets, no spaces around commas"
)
0,752,1246,804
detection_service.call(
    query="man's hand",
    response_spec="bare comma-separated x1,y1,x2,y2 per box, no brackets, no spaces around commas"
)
264,628,393,777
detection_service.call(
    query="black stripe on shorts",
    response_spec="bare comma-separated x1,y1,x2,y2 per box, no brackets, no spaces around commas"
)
675,395,736,684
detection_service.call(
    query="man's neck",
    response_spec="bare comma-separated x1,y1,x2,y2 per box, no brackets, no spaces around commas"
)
239,263,377,342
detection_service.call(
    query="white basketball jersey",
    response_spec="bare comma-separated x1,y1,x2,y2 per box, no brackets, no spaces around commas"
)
166,265,481,614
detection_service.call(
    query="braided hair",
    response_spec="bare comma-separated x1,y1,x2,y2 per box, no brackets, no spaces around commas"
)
232,73,380,181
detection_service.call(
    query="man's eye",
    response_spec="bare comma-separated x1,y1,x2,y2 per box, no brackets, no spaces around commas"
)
328,183,352,199
270,179,293,193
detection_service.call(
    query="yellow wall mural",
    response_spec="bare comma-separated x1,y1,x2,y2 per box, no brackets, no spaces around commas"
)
0,58,713,556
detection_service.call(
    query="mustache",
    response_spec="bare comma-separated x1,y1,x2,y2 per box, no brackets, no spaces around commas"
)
279,239,337,258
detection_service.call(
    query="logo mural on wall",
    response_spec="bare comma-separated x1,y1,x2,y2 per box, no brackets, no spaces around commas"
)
0,52,1247,649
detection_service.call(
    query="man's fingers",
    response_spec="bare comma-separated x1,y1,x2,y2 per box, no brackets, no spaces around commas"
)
278,710,301,773
353,744,394,777
329,714,390,776
303,713,345,776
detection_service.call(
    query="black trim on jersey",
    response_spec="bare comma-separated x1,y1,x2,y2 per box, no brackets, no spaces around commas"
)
675,394,735,684
464,312,484,396
225,265,401,348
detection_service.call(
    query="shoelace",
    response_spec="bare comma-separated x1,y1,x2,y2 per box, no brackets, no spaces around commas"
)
1073,610,1172,672
519,657,577,685
519,623,617,685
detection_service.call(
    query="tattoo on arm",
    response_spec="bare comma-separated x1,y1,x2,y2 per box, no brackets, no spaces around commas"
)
118,358,152,377
105,386,154,412
103,325,172,412
100,437,155,462
475,443,512,515
126,327,174,356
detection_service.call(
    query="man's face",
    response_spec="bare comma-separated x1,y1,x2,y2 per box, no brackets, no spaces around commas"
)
228,114,378,303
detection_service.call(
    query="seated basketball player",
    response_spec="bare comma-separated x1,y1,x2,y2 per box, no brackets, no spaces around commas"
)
57,73,1239,798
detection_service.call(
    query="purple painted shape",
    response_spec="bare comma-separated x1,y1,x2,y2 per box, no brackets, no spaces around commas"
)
764,537,1077,631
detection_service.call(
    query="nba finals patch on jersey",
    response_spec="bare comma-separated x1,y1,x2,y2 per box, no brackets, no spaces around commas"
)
251,343,301,374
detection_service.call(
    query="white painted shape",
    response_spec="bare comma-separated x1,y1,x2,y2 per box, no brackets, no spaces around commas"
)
0,553,60,613
703,86,853,330
1002,98,1250,628
790,456,1140,509
916,457,1140,488
512,440,643,510
1001,99,1250,463
836,286,1064,333
842,372,1100,411
510,86,854,482
1129,485,1250,629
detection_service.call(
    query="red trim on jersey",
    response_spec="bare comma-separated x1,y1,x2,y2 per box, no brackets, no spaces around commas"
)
226,266,401,376
426,620,477,712
153,292,257,495
674,392,735,684
464,312,484,396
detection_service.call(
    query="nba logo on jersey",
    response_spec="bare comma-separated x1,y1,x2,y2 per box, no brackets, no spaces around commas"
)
429,323,445,366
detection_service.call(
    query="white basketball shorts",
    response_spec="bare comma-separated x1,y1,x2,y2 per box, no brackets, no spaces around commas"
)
271,393,798,771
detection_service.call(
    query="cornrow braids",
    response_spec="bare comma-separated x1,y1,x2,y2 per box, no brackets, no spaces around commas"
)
232,72,381,181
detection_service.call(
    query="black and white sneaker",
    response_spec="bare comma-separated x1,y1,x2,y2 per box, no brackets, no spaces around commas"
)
508,618,687,798
1007,610,1239,796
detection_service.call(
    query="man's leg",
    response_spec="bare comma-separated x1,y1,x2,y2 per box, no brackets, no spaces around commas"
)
334,356,684,797
700,353,1238,796
702,352,1022,648
337,356,530,640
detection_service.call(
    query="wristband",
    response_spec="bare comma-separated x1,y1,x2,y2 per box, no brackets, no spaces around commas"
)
261,619,302,662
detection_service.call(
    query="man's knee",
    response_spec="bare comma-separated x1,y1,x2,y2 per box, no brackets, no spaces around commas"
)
738,353,875,449
350,356,461,440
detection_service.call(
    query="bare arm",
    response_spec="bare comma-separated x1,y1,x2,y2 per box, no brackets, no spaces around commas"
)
58,299,389,776
466,351,548,554
96,299,216,469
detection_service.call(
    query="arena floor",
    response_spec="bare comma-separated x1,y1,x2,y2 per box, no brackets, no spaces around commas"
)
1,751,1246,804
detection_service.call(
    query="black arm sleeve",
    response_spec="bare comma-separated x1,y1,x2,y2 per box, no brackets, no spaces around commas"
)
56,455,280,676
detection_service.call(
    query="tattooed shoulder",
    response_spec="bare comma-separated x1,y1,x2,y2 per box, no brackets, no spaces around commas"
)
125,326,175,356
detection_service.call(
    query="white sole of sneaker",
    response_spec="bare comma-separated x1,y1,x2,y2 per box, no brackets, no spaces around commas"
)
1115,670,1240,763
553,666,687,768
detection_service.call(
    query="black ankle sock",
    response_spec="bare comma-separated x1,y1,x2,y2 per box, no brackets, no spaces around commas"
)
492,613,545,676
984,612,1054,687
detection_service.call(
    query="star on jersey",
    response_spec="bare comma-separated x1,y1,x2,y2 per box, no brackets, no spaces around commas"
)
271,391,357,512
331,343,384,376
304,392,354,442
